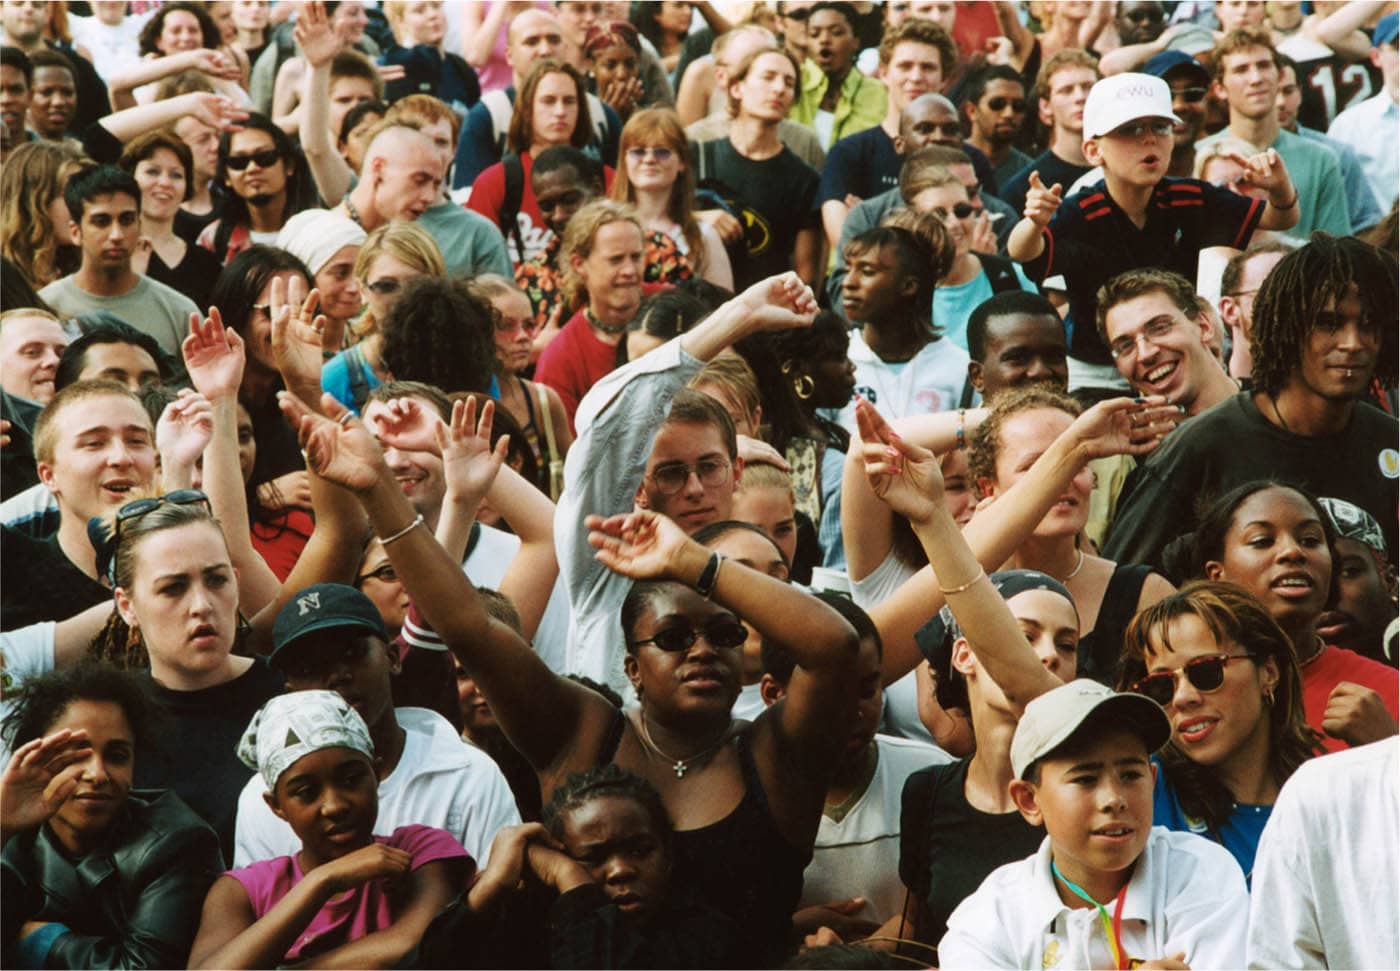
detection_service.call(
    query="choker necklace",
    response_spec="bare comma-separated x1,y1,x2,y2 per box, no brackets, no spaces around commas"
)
1299,634,1326,668
586,306,629,336
1061,547,1086,583
343,195,364,228
636,711,731,779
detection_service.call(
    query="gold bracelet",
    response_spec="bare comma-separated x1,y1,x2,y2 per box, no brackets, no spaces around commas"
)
939,570,986,596
379,513,424,546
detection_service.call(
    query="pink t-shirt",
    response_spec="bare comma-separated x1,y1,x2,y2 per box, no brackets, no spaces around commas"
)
1302,644,1400,753
227,824,470,962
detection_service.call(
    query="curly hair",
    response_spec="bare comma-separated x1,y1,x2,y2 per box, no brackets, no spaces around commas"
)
877,15,957,76
611,108,707,275
379,278,498,395
138,1,221,56
0,140,90,289
966,384,1081,488
559,198,644,307
1119,580,1322,832
543,763,674,853
1250,233,1398,397
3,660,161,754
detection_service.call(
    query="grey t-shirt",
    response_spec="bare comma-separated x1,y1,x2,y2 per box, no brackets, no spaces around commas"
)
39,273,197,358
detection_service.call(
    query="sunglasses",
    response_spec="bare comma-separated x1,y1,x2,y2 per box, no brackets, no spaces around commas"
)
1111,119,1174,138
225,148,282,171
1132,653,1258,707
931,201,977,221
114,489,211,544
626,146,674,162
783,7,812,21
1123,7,1164,21
631,617,749,653
986,97,1027,112
1173,86,1208,103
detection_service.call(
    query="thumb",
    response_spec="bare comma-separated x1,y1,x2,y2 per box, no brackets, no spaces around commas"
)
319,392,352,423
1028,170,1043,190
1050,182,1063,197
828,897,866,914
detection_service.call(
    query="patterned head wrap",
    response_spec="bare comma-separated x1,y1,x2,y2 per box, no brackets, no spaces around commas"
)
238,690,375,792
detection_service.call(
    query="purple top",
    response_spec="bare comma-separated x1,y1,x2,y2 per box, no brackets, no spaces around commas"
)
227,824,470,962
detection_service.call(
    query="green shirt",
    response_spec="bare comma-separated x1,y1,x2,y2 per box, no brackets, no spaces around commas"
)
1195,127,1350,240
789,60,887,148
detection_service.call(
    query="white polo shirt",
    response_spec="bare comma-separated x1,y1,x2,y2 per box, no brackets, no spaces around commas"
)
939,827,1248,970
233,707,520,868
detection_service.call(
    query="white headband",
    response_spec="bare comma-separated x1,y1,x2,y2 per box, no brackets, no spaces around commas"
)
275,209,367,276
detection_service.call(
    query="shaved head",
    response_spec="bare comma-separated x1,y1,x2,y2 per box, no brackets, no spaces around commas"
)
363,124,437,165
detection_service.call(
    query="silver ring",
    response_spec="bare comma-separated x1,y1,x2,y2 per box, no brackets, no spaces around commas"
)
336,411,354,426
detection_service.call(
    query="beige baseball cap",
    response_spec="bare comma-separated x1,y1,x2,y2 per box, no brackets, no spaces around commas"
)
1011,680,1171,780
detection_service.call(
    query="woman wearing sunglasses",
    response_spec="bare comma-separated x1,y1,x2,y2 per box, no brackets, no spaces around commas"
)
611,108,734,291
906,166,1038,351
1119,580,1319,881
1170,480,1400,754
322,222,446,414
275,366,862,967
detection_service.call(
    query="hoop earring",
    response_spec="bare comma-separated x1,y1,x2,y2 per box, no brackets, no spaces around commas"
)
793,374,815,400
1264,684,1276,706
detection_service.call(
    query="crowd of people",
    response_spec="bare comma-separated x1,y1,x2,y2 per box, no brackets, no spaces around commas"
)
0,0,1397,967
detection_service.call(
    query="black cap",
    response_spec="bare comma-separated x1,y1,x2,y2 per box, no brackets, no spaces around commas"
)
271,583,389,664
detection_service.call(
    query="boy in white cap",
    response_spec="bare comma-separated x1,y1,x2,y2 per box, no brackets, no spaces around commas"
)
938,680,1249,970
1005,71,1300,398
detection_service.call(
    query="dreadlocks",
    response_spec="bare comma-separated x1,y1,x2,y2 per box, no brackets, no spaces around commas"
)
1250,233,1398,398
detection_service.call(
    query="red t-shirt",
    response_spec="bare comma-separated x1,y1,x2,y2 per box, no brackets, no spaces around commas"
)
1301,644,1400,753
250,508,314,582
465,152,614,265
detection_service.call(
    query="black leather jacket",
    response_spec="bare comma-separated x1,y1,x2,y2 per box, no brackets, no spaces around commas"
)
2,789,223,969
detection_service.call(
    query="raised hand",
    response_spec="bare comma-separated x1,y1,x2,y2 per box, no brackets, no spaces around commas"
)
293,0,343,69
315,843,413,895
440,396,509,507
269,275,332,394
855,397,945,526
186,48,242,81
258,470,314,511
600,76,644,116
278,391,386,494
1,730,91,840
184,308,246,399
736,434,791,472
187,92,248,133
1068,396,1183,459
967,209,998,255
157,389,215,483
736,272,819,332
1226,147,1293,199
531,301,565,359
586,509,701,582
369,397,441,454
1023,171,1063,228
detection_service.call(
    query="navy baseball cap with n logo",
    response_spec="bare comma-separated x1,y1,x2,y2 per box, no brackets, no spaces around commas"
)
271,583,388,664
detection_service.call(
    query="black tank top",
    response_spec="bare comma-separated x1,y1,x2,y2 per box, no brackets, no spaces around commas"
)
1077,563,1154,687
598,711,809,967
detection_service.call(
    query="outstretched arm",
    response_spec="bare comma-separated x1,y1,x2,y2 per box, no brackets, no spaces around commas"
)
107,49,242,110
278,391,614,775
296,1,354,205
95,91,247,145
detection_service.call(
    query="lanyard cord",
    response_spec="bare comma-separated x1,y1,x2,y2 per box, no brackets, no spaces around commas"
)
1051,859,1130,970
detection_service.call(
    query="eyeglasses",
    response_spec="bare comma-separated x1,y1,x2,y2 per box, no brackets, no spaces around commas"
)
782,7,812,21
225,148,281,171
1109,315,1179,361
648,457,731,494
930,201,976,221
1173,86,1208,103
1122,7,1165,22
367,278,403,296
1111,119,1174,138
114,489,211,544
631,617,749,652
356,563,398,585
1224,287,1260,300
626,146,674,162
986,97,1027,112
1132,653,1259,707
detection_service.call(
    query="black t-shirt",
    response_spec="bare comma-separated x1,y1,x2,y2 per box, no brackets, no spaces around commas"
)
148,241,224,312
695,138,820,290
1104,393,1400,571
819,125,902,205
998,148,1092,212
135,657,285,864
0,528,111,630
899,758,1044,958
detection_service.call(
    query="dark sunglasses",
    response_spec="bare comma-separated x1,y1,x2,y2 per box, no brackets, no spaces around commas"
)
226,148,282,171
783,7,811,21
930,201,977,221
1132,653,1258,706
986,97,1027,112
1173,86,1208,103
114,489,211,544
631,618,748,653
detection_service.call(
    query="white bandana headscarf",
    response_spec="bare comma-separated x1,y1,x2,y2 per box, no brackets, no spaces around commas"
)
275,209,367,276
238,690,375,792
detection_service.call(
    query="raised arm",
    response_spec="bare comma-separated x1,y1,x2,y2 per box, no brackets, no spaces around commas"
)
868,397,1183,689
1234,148,1301,231
990,0,1037,71
183,309,282,615
155,389,214,492
1007,171,1062,263
1305,0,1384,60
107,49,242,110
296,1,354,205
587,509,859,844
277,391,614,775
460,0,514,68
95,91,247,145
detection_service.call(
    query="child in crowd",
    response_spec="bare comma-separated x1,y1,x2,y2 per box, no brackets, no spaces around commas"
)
188,690,471,968
939,680,1250,970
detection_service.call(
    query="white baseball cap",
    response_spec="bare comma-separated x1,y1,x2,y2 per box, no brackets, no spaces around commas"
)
1010,680,1171,780
1082,72,1183,140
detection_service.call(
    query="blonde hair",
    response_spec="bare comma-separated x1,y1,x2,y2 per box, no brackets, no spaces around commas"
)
1,141,91,289
387,92,460,148
0,307,63,331
690,355,762,428
560,199,643,306
33,379,149,468
1193,135,1259,180
352,221,446,336
736,460,795,500
610,108,706,274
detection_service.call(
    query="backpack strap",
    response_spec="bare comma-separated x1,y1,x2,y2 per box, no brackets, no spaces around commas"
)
976,252,1022,294
500,153,526,261
484,89,513,156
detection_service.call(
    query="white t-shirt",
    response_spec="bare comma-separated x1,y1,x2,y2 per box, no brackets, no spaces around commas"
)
1247,739,1400,970
465,522,573,674
834,332,970,436
801,734,952,924
849,550,935,745
0,621,55,762
68,10,154,82
939,827,1248,970
233,707,520,868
